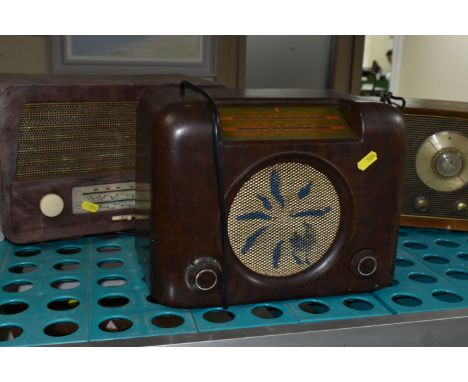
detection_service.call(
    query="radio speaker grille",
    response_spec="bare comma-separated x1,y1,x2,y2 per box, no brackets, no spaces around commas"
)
228,162,341,277
15,101,137,181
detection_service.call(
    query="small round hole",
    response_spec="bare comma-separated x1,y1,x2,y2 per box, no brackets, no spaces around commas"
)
0,325,23,341
203,310,235,323
117,229,141,235
417,229,440,235
50,278,81,290
251,306,283,319
423,255,450,265
409,273,437,284
9,263,37,274
98,277,127,287
435,240,459,248
97,260,124,269
99,318,133,332
392,294,422,307
146,295,158,304
2,281,34,293
299,301,330,314
403,242,428,250
97,245,122,253
151,314,185,328
43,321,79,337
14,248,41,257
457,253,468,262
47,298,80,311
446,270,468,280
432,291,463,303
343,298,374,311
398,230,408,237
396,258,414,267
53,261,81,271
56,246,82,255
0,301,29,315
98,295,129,308
98,234,121,241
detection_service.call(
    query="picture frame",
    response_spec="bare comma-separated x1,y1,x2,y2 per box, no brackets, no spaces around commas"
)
51,35,216,76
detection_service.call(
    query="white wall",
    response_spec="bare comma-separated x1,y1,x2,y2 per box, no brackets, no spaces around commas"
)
397,36,468,102
245,36,332,89
363,35,393,74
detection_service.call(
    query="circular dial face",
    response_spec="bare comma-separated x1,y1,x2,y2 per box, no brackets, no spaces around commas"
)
228,162,341,277
416,131,468,192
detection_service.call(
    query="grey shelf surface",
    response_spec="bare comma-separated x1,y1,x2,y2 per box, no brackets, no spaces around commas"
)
69,308,468,347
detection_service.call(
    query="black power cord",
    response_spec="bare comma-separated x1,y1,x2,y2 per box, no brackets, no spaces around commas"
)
179,80,229,309
380,91,406,110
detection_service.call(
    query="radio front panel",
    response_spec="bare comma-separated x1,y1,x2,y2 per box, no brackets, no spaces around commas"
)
400,100,468,231
136,87,407,308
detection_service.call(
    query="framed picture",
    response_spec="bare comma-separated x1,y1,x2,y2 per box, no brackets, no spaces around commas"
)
52,35,216,76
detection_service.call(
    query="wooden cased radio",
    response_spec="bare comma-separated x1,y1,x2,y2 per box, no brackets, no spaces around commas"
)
400,98,468,231
136,85,407,308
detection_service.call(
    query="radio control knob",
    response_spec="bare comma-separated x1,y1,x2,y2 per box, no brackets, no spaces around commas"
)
351,249,378,278
434,150,463,178
195,269,218,291
185,257,221,292
39,193,64,217
414,196,429,212
454,201,468,216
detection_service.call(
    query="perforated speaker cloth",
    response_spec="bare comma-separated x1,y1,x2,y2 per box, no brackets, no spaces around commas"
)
15,101,137,181
228,162,341,277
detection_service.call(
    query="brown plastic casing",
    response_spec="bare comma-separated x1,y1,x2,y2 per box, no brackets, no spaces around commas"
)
0,75,218,244
137,87,407,308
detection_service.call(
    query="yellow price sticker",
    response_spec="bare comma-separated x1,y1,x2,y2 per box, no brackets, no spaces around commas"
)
81,200,100,213
357,151,378,171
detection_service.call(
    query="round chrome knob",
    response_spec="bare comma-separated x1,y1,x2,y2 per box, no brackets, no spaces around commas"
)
434,151,463,178
351,249,378,278
185,257,221,292
194,269,218,291
39,193,64,217
454,201,468,216
414,196,429,212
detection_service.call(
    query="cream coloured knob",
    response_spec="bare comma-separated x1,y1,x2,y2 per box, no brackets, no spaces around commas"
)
39,193,64,217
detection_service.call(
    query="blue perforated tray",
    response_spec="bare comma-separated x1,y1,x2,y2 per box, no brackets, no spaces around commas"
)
1,227,468,346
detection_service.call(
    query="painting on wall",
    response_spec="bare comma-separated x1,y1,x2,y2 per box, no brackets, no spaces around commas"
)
52,35,216,75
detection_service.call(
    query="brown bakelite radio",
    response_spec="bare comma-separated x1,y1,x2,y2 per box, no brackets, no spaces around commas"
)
136,84,406,308
0,75,216,244
400,98,468,231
